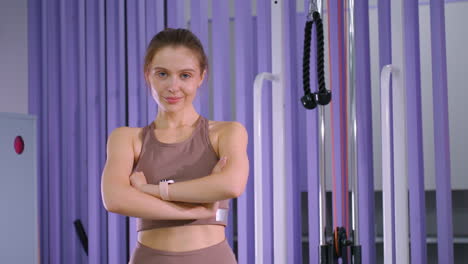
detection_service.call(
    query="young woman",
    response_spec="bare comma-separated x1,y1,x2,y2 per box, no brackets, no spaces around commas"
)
101,28,249,264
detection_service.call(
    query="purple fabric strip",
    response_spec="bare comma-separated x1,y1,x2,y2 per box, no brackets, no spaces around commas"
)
86,0,108,263
355,1,376,263
211,1,231,122
377,1,395,263
297,13,309,194
402,1,427,263
77,0,89,261
28,0,49,263
429,0,454,263
256,0,273,262
190,0,210,118
145,0,165,121
106,1,128,263
234,0,255,262
283,1,302,262
60,0,80,262
45,0,62,262
167,0,185,28
127,0,148,128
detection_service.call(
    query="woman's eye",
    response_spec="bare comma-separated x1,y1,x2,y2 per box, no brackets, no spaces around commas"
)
181,73,191,79
156,72,167,78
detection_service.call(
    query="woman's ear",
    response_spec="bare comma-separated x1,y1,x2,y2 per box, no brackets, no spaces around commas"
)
144,71,151,88
199,70,207,86
144,71,149,84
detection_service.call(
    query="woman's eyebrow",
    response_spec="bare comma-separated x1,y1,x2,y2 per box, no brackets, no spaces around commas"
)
151,66,196,73
152,66,167,71
179,68,196,73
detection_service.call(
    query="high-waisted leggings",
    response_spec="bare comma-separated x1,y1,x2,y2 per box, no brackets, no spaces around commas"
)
129,239,237,264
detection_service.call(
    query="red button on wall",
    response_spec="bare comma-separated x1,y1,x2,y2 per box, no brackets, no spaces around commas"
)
14,136,25,155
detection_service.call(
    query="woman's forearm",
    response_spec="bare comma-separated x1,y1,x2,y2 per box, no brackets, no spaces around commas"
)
104,185,215,220
139,173,239,203
139,184,161,198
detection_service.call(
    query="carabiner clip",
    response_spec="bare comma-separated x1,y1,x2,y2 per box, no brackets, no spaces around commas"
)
307,0,319,21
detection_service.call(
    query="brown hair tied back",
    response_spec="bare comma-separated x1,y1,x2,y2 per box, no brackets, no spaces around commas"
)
144,28,208,76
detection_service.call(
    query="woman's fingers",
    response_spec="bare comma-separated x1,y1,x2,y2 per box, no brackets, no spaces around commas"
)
130,171,147,187
212,157,228,174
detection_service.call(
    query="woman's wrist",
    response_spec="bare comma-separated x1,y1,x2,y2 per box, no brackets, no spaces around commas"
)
139,184,161,199
159,179,175,201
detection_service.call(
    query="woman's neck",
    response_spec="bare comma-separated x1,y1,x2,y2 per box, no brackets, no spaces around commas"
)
154,107,200,129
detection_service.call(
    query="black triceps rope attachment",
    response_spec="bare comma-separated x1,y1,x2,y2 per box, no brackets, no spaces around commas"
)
301,11,331,110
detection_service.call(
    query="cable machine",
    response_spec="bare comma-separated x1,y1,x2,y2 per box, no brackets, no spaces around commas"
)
301,0,361,263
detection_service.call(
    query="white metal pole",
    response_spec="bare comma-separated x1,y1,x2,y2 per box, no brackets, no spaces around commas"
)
380,64,409,264
347,0,359,245
318,105,327,246
392,67,409,264
254,72,278,264
271,1,288,263
381,65,395,264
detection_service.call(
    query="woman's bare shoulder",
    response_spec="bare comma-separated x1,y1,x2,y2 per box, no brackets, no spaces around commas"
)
108,125,155,166
108,126,142,141
107,126,146,157
208,120,246,135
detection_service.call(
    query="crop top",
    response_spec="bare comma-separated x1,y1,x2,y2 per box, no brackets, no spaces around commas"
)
132,115,230,231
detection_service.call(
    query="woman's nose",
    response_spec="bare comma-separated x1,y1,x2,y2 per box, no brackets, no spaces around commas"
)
167,77,180,93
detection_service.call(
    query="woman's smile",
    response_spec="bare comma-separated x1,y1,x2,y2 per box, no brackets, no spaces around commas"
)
164,96,183,104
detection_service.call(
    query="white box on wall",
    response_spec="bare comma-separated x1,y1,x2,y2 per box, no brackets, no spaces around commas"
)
0,112,38,263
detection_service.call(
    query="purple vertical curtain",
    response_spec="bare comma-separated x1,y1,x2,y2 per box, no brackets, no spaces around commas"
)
282,0,304,262
84,0,108,263
106,1,127,263
190,0,210,117
28,0,164,263
355,1,376,263
234,0,256,263
430,0,454,263
403,2,428,264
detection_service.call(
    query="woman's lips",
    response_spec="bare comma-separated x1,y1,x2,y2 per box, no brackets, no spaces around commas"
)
165,97,182,104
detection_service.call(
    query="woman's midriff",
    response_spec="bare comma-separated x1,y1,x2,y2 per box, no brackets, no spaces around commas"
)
138,225,226,252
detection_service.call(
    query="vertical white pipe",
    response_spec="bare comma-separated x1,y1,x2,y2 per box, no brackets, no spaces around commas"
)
271,1,287,263
381,64,409,264
393,68,409,264
381,65,394,264
390,0,410,262
254,73,278,264
318,105,327,246
347,0,359,244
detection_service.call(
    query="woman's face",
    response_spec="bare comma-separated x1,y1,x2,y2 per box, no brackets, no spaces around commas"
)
146,45,205,112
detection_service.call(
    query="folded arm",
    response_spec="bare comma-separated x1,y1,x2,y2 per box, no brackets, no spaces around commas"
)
101,127,216,220
137,122,249,204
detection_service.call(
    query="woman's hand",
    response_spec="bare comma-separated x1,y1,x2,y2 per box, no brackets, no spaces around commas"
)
129,171,147,191
194,201,220,219
211,157,227,174
170,201,219,219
